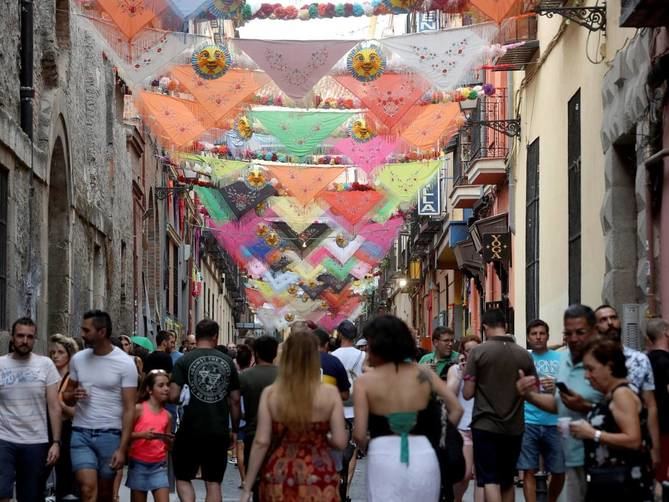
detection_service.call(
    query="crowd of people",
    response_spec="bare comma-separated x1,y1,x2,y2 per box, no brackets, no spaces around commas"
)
0,303,667,502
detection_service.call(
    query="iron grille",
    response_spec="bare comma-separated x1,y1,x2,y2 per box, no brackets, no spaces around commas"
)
568,90,581,304
468,88,510,164
526,139,540,322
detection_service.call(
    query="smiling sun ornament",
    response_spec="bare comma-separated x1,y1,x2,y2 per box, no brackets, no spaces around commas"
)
192,42,232,80
347,43,386,83
235,116,253,141
349,118,374,143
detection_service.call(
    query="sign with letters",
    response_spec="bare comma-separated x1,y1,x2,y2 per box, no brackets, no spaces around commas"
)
417,174,441,216
482,232,510,263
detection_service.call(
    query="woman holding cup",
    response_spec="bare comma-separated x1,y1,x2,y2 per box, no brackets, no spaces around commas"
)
569,337,653,501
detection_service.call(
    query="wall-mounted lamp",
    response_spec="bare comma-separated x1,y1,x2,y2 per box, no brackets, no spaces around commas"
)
458,97,521,138
398,277,408,288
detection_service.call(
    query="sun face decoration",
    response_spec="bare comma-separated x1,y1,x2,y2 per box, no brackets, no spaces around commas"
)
287,284,299,296
265,231,280,248
383,0,419,13
335,233,348,248
256,223,270,237
284,313,295,322
245,166,267,189
347,44,386,83
192,43,232,80
349,118,374,143
235,116,253,141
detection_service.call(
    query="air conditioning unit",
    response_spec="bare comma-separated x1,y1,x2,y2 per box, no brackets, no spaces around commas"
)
621,303,641,350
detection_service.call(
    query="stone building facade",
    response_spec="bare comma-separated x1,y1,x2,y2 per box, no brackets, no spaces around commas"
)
0,0,134,350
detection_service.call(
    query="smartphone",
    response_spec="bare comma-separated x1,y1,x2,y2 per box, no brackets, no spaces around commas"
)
556,382,573,396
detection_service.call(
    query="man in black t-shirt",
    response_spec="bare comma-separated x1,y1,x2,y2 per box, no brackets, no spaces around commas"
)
646,318,669,483
143,330,174,373
169,319,241,502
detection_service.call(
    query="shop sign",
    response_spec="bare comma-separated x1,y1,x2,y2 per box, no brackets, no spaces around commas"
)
417,175,441,216
482,232,510,263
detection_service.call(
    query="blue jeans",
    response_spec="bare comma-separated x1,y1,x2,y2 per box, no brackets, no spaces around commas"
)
516,424,566,473
71,427,121,480
0,438,49,501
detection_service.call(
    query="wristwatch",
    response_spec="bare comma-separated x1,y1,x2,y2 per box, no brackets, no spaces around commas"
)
593,430,602,443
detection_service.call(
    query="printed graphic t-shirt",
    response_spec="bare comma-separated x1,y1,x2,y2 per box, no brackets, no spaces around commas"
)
0,354,60,444
525,350,561,426
69,346,138,430
172,348,240,435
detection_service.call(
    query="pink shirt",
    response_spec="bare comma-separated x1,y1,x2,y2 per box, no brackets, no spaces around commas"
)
129,402,170,463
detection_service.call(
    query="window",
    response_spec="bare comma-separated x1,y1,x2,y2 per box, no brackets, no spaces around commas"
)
526,138,540,322
568,90,581,304
0,168,7,329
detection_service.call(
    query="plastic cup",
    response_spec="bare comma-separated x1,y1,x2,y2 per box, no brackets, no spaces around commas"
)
557,417,572,438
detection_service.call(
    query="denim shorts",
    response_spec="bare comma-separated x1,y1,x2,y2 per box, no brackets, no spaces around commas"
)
71,427,121,480
126,459,169,492
0,439,49,500
516,424,566,474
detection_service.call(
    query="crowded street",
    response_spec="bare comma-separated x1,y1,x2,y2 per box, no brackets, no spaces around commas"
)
2,0,669,501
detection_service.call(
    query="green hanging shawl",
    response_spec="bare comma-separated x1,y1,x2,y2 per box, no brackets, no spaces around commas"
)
386,411,418,465
376,161,441,203
194,186,234,223
250,109,355,158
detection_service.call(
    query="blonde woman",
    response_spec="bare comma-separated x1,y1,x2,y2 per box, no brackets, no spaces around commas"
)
241,329,347,502
49,334,80,502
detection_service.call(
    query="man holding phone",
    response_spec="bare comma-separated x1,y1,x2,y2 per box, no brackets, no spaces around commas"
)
517,305,603,502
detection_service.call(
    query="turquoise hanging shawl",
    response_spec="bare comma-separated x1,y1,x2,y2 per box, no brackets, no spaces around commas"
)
386,411,417,465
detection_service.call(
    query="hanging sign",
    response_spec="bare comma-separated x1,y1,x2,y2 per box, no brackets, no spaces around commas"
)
482,232,511,263
417,174,441,216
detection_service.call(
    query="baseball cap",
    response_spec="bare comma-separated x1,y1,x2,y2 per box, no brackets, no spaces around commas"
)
337,320,357,340
355,338,368,348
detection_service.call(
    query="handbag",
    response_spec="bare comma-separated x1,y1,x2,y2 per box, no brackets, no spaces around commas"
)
587,465,628,492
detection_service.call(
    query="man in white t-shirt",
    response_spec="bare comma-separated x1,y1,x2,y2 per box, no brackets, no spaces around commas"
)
332,320,366,502
64,310,137,502
0,317,62,502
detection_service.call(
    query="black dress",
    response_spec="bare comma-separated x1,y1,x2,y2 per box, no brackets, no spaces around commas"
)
584,383,653,502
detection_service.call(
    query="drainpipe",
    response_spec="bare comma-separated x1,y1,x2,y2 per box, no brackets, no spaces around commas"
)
19,0,34,140
644,148,669,317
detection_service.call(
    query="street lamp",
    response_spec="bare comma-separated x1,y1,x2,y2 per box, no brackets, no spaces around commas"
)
398,277,408,289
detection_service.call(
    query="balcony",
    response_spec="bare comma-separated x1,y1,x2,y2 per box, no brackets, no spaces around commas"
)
449,182,484,209
620,0,669,26
413,216,443,248
493,14,539,71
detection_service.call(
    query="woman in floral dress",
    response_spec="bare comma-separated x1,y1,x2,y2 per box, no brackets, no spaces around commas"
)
241,328,348,501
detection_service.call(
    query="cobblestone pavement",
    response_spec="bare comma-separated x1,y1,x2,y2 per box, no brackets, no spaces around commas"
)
118,457,525,501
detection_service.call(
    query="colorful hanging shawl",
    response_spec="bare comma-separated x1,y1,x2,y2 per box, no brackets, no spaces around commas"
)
376,160,442,202
401,103,463,149
232,39,358,100
333,136,397,175
250,109,355,158
267,165,345,205
381,24,498,91
96,0,168,40
334,73,428,130
136,92,206,148
269,196,326,234
319,190,385,232
219,181,276,219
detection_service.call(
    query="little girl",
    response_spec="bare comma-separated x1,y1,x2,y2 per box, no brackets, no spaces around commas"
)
127,369,173,502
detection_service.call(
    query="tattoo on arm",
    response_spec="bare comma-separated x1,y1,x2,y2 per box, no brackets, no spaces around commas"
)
417,366,433,390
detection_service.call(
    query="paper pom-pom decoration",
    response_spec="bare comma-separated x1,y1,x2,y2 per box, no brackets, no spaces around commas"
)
235,116,253,140
192,42,232,80
347,43,386,82
349,118,375,142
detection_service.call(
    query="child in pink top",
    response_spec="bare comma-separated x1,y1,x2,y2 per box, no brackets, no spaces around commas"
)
126,369,173,502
